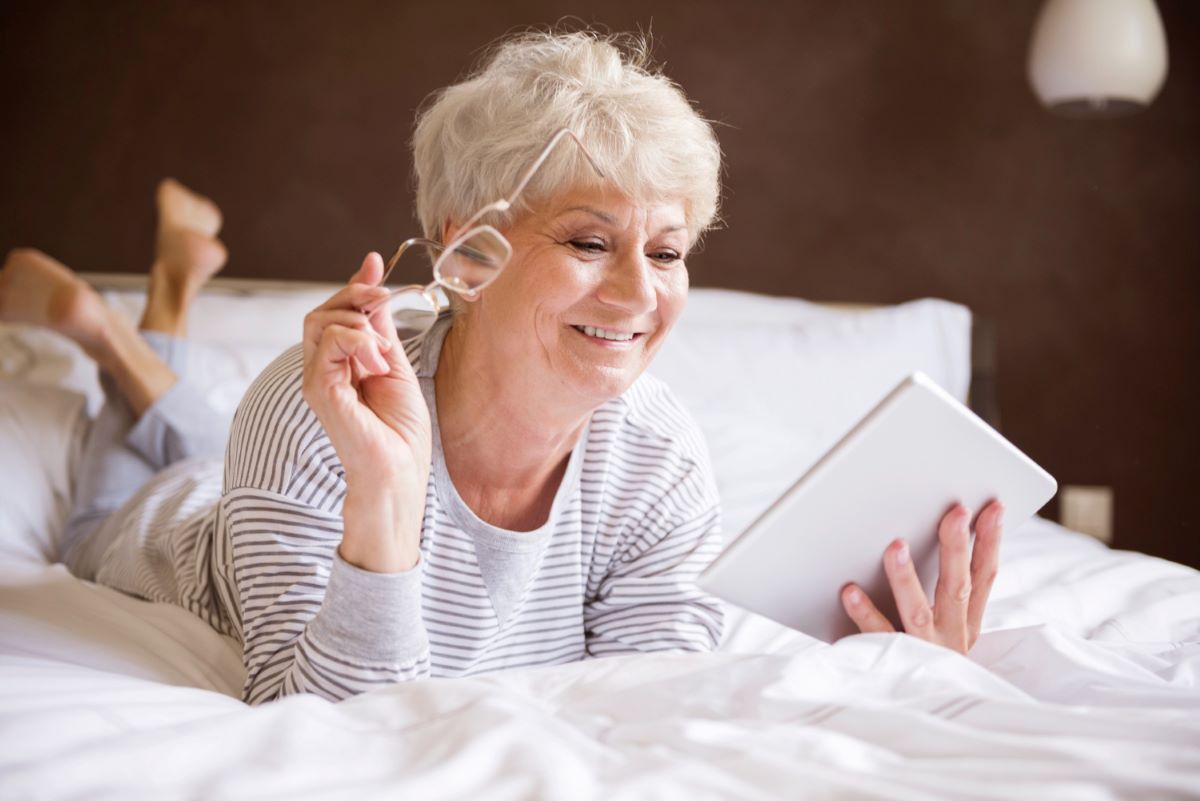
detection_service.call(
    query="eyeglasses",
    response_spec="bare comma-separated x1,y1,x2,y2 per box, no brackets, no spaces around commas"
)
362,127,606,340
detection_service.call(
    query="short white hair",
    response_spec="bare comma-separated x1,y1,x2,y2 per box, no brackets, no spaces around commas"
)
412,30,723,247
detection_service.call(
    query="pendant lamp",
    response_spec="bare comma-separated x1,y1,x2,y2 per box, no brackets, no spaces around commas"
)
1028,0,1169,116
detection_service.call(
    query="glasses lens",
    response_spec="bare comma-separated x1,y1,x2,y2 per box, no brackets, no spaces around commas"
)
381,241,443,340
436,229,508,294
386,292,438,341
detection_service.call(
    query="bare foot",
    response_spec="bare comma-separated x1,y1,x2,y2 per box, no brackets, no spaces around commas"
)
0,248,114,359
143,178,228,334
157,177,222,238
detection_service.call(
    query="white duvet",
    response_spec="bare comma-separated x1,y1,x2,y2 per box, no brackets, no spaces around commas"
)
1,284,1198,800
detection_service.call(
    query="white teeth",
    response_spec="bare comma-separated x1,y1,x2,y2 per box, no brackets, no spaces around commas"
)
579,325,635,342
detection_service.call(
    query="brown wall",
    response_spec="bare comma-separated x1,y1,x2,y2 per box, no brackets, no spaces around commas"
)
2,1,1198,568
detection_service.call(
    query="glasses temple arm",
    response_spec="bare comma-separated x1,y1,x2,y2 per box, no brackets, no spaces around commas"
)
379,237,444,286
447,129,608,244
361,281,440,316
501,128,607,210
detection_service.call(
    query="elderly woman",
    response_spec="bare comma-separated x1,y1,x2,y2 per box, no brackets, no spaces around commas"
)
1,30,1003,705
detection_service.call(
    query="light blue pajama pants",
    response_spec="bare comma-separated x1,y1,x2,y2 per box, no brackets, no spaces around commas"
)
59,332,226,580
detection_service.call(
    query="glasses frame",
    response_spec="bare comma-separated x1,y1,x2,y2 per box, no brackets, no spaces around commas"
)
363,127,606,321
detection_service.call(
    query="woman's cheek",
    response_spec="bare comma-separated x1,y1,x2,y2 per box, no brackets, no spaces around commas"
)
658,268,689,321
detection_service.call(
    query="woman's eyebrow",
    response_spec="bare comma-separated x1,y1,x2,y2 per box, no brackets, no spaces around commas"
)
561,206,617,224
559,206,688,236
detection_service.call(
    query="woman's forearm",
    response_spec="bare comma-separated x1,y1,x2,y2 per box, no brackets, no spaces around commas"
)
301,253,433,576
338,485,424,573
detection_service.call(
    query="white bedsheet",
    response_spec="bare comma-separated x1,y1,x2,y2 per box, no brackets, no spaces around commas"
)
1,285,1198,799
3,523,1199,800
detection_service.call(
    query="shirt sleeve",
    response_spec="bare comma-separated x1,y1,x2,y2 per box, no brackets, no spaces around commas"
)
221,346,430,705
583,464,726,657
222,488,430,705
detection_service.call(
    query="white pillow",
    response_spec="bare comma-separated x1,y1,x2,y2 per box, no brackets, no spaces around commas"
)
0,380,87,563
650,290,972,535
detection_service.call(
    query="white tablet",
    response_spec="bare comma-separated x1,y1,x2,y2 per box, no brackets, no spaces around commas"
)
699,371,1057,643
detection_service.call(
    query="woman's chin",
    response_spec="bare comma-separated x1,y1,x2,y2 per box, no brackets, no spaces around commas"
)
561,362,642,407
551,326,658,406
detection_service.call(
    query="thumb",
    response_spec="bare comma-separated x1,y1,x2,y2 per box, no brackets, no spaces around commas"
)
349,251,386,286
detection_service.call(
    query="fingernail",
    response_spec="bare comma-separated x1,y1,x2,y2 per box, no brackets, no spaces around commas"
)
845,587,861,606
372,331,393,352
895,542,910,566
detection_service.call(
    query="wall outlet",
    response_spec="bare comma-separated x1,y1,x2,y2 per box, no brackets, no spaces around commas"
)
1059,485,1114,544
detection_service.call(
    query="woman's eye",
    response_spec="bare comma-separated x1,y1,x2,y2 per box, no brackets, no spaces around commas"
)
566,239,682,265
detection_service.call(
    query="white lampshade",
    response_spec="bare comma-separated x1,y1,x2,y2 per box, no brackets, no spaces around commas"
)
1028,0,1169,116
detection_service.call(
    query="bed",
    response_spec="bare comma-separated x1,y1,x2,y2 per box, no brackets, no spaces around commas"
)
1,279,1198,800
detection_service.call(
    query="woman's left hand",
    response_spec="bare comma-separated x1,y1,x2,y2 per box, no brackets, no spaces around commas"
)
839,500,1005,654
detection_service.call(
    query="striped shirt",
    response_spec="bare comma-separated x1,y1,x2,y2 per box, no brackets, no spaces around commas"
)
96,316,725,705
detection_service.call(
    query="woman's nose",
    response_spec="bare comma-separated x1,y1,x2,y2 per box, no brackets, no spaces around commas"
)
596,249,656,315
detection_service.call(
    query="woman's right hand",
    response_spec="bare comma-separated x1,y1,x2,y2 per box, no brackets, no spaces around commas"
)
301,252,432,572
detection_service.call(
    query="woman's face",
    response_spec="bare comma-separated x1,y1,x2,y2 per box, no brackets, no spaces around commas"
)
452,184,691,409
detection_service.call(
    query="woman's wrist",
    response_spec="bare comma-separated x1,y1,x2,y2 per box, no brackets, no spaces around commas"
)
339,487,424,573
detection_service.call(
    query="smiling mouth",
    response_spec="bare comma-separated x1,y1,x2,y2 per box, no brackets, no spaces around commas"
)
571,324,644,343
